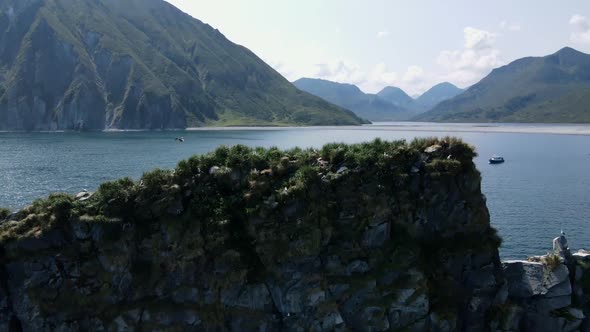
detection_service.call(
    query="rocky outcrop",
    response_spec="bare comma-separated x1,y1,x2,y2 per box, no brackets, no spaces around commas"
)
1,138,588,331
0,138,505,331
492,234,590,332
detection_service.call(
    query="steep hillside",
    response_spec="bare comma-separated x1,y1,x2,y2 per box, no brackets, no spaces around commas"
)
416,47,590,122
293,78,411,121
0,0,364,130
376,86,416,110
415,82,463,109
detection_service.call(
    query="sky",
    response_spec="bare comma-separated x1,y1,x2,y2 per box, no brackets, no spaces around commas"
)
165,0,590,95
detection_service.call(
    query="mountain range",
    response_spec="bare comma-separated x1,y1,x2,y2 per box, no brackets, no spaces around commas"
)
0,0,364,130
416,47,590,123
294,78,463,121
2,0,590,129
292,78,408,121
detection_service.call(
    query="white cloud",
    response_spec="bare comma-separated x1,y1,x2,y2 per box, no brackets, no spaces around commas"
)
570,14,590,44
309,60,400,93
269,27,504,95
377,30,390,39
314,60,367,85
366,63,399,91
264,58,297,79
463,27,496,50
403,65,424,83
499,20,521,31
436,27,503,87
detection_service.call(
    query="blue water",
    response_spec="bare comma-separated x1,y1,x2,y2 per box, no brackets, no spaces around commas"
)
1,126,589,259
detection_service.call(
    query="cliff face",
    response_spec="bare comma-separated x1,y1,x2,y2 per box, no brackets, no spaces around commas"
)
3,139,590,331
0,138,507,331
3,139,589,331
0,0,364,130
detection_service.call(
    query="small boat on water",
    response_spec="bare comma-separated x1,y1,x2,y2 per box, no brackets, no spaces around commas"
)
489,155,505,164
175,137,185,142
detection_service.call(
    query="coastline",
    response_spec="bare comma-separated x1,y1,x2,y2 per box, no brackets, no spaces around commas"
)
186,122,590,136
1,122,590,136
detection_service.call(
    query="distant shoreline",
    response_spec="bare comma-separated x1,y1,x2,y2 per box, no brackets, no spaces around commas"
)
186,122,590,136
1,122,590,136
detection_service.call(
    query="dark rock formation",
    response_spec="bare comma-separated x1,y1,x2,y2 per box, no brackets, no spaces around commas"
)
494,236,590,332
1,138,587,331
0,138,504,331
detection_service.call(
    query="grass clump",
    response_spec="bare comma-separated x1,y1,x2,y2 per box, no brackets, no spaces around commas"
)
542,254,562,271
93,177,137,218
30,193,76,222
0,208,10,220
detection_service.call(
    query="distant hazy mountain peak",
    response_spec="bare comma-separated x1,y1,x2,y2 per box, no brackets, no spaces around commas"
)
554,46,585,55
377,86,414,105
294,78,467,119
293,78,413,121
415,82,464,109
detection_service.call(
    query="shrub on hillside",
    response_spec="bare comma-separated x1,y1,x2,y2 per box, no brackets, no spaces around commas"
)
0,208,10,220
95,177,137,217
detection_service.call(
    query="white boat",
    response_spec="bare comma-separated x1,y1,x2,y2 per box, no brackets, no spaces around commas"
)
489,155,505,164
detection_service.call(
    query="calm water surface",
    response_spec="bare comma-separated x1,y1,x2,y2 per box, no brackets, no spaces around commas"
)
1,125,589,259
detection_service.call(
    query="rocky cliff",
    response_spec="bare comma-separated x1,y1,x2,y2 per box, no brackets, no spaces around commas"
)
0,139,587,331
0,0,364,130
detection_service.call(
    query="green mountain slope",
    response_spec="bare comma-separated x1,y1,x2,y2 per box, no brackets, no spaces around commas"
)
293,78,413,121
416,47,590,123
376,86,416,110
415,82,463,109
0,0,364,130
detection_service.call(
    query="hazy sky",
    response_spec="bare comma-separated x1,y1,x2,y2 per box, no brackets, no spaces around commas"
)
166,0,590,95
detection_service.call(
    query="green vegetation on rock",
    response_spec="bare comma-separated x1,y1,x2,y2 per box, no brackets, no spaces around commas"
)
0,208,9,220
0,138,504,331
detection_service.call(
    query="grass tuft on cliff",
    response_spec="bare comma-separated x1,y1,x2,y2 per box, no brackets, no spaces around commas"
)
0,138,484,243
1,139,490,245
0,208,9,220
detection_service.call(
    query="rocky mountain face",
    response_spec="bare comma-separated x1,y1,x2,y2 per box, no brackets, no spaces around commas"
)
416,47,590,123
0,138,588,331
0,0,363,130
